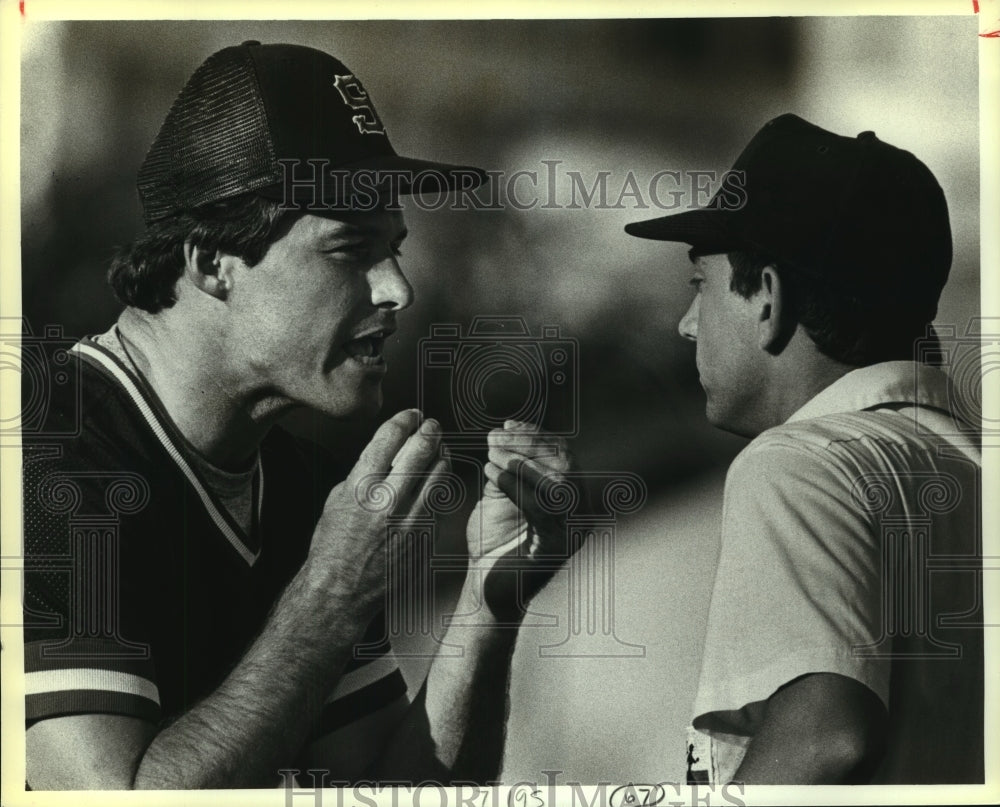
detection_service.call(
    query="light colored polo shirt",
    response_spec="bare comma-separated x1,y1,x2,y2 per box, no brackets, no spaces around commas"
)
688,361,983,784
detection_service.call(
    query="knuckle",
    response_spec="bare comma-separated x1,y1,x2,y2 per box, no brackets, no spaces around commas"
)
381,418,410,443
417,429,440,449
392,408,420,425
486,447,508,466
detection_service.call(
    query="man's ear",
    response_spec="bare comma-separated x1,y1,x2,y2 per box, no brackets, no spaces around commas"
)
183,242,234,301
757,265,791,354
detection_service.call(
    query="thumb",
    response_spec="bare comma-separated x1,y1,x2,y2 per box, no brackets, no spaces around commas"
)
482,464,507,499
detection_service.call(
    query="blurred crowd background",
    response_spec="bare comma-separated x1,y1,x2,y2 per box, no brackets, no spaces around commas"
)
19,16,981,784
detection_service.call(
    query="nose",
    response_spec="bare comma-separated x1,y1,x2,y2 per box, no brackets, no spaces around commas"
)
369,255,414,311
678,295,699,342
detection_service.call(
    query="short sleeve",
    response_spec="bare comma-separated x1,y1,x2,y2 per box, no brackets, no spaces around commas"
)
692,438,889,741
298,611,409,778
22,445,161,725
309,611,409,740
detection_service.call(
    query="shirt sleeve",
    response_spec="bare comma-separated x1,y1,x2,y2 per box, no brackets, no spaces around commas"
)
299,611,410,778
22,445,161,725
692,436,889,741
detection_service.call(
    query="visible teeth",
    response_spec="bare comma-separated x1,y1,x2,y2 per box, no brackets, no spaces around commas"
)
345,335,384,359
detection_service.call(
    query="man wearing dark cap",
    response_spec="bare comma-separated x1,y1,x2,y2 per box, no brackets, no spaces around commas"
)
626,114,983,784
22,42,573,789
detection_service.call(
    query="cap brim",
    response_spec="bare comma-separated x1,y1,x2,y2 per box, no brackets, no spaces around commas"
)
624,209,742,254
349,154,488,195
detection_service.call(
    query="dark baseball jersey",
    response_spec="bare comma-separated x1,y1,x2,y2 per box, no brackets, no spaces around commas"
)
22,336,406,767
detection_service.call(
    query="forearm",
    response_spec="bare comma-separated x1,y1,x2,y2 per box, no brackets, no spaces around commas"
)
730,673,887,785
374,576,518,783
733,730,882,785
134,557,374,789
733,732,859,784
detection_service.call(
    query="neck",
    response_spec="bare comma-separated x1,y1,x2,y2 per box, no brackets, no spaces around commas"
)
760,330,854,430
117,307,292,469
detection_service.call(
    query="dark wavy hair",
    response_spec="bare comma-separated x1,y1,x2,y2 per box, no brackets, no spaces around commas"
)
720,249,939,367
108,194,301,313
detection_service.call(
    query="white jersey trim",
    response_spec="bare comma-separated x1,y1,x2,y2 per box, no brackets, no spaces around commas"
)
327,652,401,703
26,668,161,705
71,341,262,567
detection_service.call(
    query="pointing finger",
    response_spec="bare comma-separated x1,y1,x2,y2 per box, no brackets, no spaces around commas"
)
352,409,421,480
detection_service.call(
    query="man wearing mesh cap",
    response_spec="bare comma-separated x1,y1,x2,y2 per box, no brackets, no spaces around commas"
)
626,114,983,783
22,42,575,789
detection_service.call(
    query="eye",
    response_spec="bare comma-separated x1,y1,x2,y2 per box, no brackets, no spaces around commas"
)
688,276,705,292
324,243,371,262
391,242,404,258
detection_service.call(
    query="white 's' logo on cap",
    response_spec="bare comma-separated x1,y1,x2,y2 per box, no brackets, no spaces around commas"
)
333,74,387,136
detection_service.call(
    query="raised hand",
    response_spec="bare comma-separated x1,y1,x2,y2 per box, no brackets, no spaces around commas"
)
467,419,585,622
309,409,447,619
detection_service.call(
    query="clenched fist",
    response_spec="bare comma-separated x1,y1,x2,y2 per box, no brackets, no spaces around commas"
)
467,419,586,622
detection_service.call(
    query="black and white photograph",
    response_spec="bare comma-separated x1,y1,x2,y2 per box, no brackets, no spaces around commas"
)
1,2,997,804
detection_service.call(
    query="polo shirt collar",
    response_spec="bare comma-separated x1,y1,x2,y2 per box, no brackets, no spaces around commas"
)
785,360,957,424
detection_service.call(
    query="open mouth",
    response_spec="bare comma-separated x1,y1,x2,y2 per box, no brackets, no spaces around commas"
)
343,330,389,365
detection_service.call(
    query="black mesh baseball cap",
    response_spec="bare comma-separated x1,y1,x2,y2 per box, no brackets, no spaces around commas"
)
625,113,952,322
137,41,487,224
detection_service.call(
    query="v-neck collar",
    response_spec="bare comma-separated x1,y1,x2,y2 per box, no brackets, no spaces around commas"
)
72,337,264,566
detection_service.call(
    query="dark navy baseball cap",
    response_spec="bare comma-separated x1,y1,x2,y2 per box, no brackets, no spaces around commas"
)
138,41,487,224
625,114,952,321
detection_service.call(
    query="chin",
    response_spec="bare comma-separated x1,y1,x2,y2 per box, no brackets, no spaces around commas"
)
705,399,744,437
306,379,384,421
704,406,729,432
706,407,761,439
325,396,383,421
